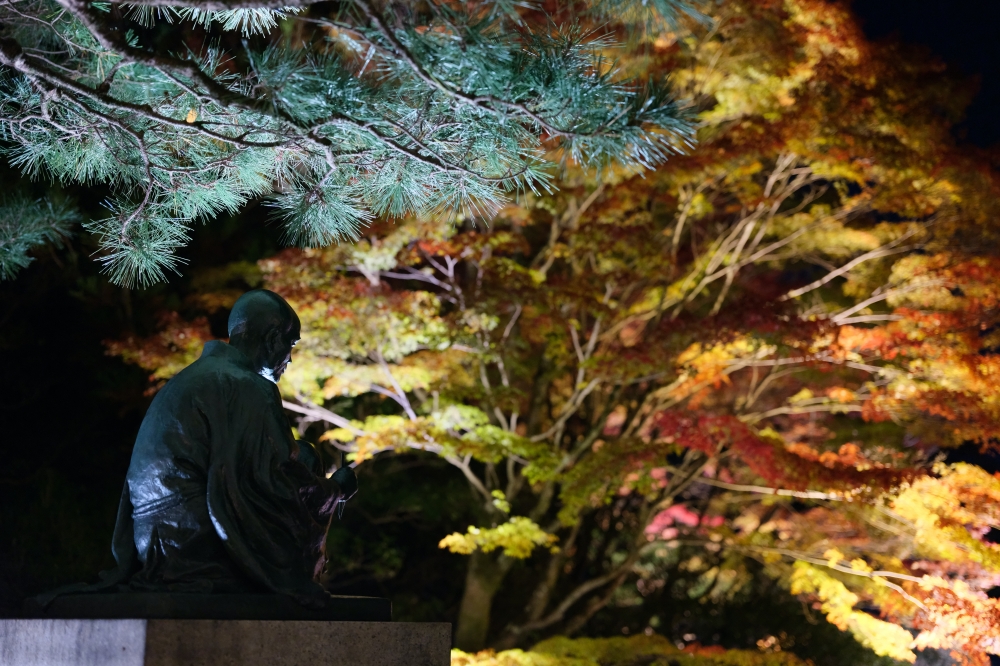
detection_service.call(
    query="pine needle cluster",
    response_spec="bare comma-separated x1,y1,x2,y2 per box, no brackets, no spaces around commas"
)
0,0,698,285
0,193,77,279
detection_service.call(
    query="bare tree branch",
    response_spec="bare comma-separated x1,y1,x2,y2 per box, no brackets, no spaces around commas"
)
781,231,920,301
282,399,364,435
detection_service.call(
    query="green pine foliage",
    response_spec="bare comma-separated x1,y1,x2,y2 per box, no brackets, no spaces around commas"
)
0,193,77,279
0,0,698,286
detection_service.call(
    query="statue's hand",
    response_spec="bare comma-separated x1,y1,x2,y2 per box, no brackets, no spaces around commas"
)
331,465,358,502
293,439,321,474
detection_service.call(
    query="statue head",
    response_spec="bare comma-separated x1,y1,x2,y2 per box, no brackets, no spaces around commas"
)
228,289,301,383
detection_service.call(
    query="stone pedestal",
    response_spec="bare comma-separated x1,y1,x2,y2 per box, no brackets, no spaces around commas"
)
24,593,392,622
0,618,452,666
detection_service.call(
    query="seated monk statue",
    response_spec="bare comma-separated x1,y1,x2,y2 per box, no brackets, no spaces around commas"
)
82,289,356,607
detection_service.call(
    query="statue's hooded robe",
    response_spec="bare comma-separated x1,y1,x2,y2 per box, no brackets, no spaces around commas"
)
95,340,341,601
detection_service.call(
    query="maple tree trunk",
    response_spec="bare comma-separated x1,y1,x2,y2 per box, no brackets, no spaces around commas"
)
454,550,511,651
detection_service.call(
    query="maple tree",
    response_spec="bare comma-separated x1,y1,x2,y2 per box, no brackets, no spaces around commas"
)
107,0,1000,663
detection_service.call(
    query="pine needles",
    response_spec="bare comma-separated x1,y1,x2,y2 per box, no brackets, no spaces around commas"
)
0,0,700,285
0,194,77,280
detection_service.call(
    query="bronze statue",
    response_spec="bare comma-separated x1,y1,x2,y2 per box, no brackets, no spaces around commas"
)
94,289,355,607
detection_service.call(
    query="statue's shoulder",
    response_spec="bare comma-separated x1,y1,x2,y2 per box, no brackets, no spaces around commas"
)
138,343,280,442
167,341,267,395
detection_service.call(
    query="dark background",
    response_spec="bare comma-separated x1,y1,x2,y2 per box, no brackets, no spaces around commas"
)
1,1,997,661
853,0,1000,148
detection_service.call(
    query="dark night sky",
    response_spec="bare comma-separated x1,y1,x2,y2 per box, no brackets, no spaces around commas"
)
852,0,1000,147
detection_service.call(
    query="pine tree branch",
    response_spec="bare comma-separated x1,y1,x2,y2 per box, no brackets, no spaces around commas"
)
0,1,98,55
2,55,158,238
0,39,287,148
117,0,313,8
324,117,519,181
4,34,496,187
55,0,250,108
1,0,693,284
351,0,588,141
53,0,513,180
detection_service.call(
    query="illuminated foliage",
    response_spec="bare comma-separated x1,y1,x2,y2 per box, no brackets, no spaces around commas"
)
109,0,1000,662
453,634,810,666
439,514,559,560
789,562,916,662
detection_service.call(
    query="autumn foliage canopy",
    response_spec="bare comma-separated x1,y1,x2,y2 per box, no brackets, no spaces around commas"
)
108,0,1000,663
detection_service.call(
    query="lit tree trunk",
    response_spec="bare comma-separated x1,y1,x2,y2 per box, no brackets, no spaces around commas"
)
454,550,512,651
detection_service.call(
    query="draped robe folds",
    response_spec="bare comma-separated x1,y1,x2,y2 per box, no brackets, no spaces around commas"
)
99,340,343,603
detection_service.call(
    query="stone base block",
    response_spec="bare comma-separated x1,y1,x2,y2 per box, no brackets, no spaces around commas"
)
0,619,452,666
24,593,391,622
